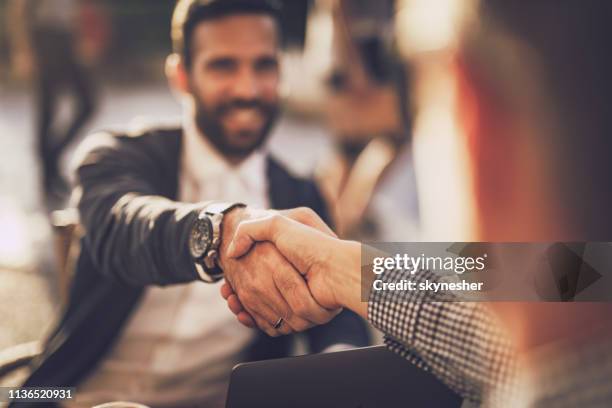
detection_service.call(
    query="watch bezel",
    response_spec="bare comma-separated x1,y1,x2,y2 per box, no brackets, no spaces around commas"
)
189,215,213,260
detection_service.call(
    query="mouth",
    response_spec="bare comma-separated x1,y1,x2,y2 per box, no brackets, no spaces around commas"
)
222,107,266,132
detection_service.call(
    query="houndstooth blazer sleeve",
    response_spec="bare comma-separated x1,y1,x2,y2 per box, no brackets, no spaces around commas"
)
368,269,516,404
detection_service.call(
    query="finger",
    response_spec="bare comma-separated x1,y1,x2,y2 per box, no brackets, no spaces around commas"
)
282,316,314,332
226,215,287,259
271,281,313,332
252,287,295,337
236,241,336,326
280,207,337,237
243,243,312,332
228,216,328,276
238,288,292,337
273,318,293,336
249,310,290,337
269,260,317,331
220,282,234,300
249,311,278,337
267,247,337,326
226,253,293,336
227,293,258,327
275,268,338,325
237,312,256,328
227,294,244,315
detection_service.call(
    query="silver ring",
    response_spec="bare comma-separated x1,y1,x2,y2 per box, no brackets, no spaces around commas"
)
273,317,284,329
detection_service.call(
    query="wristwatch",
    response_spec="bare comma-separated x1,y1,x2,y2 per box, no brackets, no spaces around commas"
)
189,202,246,283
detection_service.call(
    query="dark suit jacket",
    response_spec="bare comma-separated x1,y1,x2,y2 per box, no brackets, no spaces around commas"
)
18,127,369,403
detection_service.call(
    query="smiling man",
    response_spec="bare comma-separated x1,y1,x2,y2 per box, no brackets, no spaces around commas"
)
15,1,369,407
174,1,281,161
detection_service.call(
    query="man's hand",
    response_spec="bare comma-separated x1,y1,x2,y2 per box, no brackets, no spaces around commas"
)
218,207,340,337
221,211,364,330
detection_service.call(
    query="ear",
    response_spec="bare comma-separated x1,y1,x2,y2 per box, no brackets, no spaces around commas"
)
453,55,518,237
165,53,190,95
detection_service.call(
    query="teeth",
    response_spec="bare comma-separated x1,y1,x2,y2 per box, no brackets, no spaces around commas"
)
226,109,262,125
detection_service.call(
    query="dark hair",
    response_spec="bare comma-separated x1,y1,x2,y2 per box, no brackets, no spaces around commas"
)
476,1,612,239
171,0,282,69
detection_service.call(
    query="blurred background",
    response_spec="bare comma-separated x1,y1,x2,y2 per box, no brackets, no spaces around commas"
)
0,0,183,355
0,0,419,355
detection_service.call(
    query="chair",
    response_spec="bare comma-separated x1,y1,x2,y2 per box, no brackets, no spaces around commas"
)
51,208,83,305
0,341,42,386
0,209,82,384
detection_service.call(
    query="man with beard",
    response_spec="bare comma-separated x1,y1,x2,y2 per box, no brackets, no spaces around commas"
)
14,1,368,406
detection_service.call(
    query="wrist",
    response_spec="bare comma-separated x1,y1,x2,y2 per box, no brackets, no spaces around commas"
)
328,240,366,317
218,206,247,269
221,206,246,239
189,203,246,281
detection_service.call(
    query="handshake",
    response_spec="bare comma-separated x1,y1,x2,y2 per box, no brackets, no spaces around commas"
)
217,206,364,337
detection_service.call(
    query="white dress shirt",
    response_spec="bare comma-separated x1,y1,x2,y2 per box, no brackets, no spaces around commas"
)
72,118,269,407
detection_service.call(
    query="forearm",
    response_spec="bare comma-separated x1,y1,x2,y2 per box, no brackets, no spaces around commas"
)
79,187,207,286
76,133,211,286
325,242,515,402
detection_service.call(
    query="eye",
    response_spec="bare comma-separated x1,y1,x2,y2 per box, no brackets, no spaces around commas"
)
254,57,279,73
207,58,238,73
325,69,350,93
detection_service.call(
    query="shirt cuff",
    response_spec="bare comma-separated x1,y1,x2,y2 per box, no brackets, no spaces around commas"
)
367,268,435,346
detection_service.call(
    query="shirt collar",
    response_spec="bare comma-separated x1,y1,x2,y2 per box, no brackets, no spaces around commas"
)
181,114,268,194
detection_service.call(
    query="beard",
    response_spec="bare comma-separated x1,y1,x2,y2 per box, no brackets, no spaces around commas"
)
193,96,280,159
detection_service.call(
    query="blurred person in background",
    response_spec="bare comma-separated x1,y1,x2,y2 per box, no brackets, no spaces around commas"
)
223,0,612,406
10,1,368,407
316,0,420,241
7,0,108,204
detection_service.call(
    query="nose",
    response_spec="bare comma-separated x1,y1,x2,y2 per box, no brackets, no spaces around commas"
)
231,66,260,101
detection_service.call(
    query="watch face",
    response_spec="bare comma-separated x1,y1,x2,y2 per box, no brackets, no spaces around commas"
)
189,216,212,259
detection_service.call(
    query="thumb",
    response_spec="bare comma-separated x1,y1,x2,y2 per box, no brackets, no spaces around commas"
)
279,207,337,238
226,234,255,259
226,215,284,259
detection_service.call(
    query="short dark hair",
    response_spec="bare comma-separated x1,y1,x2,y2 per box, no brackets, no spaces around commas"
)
171,0,282,69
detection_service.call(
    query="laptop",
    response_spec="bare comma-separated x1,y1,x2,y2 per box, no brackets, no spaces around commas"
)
226,345,463,408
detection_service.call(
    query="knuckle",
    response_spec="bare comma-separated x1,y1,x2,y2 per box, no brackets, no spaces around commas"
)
243,274,260,291
274,271,297,292
283,307,293,321
270,214,284,230
238,281,252,296
239,292,254,307
293,300,310,318
256,242,275,257
298,206,315,218
246,276,261,290
297,207,316,222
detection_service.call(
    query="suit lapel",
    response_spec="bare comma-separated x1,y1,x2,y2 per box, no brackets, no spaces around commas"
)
267,156,296,210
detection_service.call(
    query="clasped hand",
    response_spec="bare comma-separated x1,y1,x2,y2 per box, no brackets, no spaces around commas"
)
218,207,344,337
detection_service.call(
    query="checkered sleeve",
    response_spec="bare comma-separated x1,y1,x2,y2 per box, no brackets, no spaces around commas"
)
368,269,516,404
